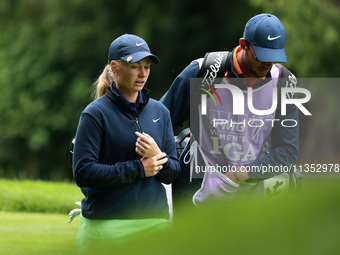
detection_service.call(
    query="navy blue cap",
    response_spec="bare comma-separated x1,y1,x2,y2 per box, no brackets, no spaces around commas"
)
243,14,287,63
108,34,160,64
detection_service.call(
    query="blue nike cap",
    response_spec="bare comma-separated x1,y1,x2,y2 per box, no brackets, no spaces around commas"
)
243,13,287,63
108,34,160,64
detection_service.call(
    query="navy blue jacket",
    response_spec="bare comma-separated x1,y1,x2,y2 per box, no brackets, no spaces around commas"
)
73,84,180,220
160,48,299,186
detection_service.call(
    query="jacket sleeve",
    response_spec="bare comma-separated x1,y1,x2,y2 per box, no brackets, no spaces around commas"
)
73,112,145,188
155,108,181,184
246,69,299,181
160,60,200,134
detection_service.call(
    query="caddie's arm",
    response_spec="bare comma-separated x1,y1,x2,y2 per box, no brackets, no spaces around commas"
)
160,61,200,134
225,166,249,184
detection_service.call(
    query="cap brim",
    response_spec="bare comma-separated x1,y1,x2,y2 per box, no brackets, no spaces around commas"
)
121,51,160,64
252,45,287,63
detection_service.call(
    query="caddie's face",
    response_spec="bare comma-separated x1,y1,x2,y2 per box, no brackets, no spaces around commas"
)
114,58,151,95
245,44,274,78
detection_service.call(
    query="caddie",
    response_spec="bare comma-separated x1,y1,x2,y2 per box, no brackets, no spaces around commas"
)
160,13,300,209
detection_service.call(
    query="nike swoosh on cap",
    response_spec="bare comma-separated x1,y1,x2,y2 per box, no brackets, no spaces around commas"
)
267,35,281,41
136,42,145,46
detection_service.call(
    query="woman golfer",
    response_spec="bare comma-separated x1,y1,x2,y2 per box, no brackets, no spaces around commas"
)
73,34,180,251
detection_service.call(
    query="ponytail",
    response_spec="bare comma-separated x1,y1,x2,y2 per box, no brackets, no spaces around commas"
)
92,64,115,99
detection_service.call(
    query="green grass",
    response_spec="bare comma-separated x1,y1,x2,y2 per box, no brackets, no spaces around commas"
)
77,178,340,255
107,178,340,255
1,178,340,255
0,211,78,255
0,179,83,255
0,179,84,214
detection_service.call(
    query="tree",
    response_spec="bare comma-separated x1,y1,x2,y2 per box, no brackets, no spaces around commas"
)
249,0,340,163
0,0,253,179
0,0,339,179
0,0,111,178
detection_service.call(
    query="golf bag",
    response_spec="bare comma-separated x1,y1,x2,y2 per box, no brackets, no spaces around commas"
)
172,51,302,204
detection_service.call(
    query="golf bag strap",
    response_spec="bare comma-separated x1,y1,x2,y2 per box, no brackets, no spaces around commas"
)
175,51,231,134
175,128,190,144
197,51,231,85
66,136,75,167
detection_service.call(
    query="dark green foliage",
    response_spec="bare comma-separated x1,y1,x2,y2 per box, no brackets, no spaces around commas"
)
0,0,339,179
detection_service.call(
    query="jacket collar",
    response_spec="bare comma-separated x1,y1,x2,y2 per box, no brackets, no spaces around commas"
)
105,83,150,115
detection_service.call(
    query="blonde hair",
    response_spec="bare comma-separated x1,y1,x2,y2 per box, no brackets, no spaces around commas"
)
92,60,122,99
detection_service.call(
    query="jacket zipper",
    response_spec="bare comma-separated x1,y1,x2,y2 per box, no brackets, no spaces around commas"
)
134,116,143,133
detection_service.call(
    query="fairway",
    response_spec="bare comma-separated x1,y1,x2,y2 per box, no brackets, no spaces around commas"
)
0,211,78,255
1,179,340,255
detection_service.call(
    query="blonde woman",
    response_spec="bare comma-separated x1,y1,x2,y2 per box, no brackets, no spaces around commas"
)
73,34,180,251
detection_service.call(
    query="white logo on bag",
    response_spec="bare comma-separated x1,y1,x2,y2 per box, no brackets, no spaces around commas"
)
201,52,224,87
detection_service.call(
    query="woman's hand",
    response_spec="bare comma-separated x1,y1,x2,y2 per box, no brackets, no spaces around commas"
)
135,132,162,158
140,152,168,177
